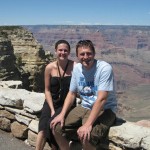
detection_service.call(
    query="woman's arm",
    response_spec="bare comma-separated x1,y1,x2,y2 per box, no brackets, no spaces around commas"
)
44,64,55,116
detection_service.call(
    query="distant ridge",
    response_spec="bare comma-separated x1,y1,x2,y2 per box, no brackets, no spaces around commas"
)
23,24,150,90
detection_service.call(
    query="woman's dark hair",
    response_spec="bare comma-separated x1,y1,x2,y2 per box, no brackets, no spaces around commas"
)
76,40,95,56
55,40,71,52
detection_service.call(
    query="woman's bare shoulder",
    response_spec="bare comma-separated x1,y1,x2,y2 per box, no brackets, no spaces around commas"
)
45,61,57,70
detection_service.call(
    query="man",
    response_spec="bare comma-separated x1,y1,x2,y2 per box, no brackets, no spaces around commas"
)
50,40,117,150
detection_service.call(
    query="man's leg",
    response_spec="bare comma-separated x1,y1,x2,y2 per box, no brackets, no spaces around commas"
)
90,109,116,148
53,124,70,150
69,141,82,150
82,140,96,150
81,109,116,150
53,106,84,150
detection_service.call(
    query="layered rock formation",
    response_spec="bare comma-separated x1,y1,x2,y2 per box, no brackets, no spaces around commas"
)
0,26,49,91
0,83,150,150
0,29,20,80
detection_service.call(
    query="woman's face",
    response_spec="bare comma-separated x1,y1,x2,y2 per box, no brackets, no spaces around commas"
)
55,43,70,60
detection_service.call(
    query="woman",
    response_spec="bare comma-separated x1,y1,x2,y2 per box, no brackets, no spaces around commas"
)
35,40,76,150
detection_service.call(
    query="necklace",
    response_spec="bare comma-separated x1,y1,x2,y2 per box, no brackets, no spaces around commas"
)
56,60,69,98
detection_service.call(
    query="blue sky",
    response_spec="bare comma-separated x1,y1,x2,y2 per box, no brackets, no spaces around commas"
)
0,0,150,25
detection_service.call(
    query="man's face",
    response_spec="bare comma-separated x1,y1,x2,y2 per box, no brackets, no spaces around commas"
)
77,46,95,69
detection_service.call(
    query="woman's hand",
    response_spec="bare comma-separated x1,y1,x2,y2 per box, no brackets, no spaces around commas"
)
51,110,55,117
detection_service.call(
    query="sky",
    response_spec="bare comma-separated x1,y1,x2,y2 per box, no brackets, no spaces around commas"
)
0,0,150,26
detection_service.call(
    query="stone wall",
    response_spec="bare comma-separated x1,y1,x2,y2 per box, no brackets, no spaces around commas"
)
0,81,150,150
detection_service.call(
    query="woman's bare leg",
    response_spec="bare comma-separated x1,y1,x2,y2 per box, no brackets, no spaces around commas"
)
35,131,46,150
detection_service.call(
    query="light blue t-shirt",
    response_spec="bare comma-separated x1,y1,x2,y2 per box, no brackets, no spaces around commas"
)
69,59,117,113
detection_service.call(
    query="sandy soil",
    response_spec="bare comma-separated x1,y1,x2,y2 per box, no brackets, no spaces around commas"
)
0,129,34,150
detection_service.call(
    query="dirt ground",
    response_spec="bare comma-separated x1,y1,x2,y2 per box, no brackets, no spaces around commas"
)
0,129,34,150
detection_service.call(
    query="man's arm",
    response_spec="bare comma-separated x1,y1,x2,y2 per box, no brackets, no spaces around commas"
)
85,91,107,125
50,91,76,128
77,90,108,143
59,91,76,117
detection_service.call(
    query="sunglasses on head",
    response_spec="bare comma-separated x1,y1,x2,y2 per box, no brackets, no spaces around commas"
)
78,40,92,44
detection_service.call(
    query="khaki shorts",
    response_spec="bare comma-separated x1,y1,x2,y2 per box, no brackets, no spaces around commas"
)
55,105,116,146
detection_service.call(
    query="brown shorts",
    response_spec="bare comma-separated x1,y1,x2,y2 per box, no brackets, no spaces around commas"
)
55,105,116,146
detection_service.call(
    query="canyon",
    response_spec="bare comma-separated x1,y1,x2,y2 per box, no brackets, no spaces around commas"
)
0,25,150,121
24,25,150,121
24,25,150,91
0,25,150,149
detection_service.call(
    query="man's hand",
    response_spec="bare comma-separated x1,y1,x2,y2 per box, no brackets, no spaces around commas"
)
50,113,64,129
77,124,92,144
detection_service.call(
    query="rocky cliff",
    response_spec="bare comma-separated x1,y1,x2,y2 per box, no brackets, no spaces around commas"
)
0,29,20,80
0,26,50,91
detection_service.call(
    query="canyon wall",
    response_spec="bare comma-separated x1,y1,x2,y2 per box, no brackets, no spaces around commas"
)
0,26,51,91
